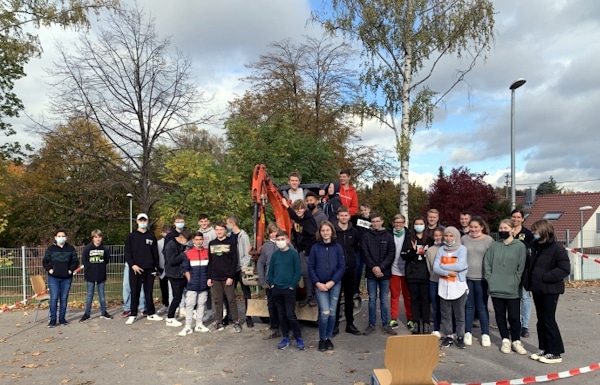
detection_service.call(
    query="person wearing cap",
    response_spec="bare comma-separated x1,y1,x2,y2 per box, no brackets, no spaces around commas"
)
124,213,162,324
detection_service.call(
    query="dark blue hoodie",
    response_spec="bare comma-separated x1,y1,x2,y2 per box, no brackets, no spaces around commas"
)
308,240,346,285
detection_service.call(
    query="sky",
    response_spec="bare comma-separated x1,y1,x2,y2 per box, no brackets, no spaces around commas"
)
7,0,600,193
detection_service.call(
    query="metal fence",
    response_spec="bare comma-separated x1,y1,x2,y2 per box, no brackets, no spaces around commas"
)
0,245,160,308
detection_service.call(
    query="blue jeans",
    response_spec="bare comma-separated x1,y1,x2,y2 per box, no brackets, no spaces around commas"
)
122,263,146,312
466,279,490,335
521,290,531,328
48,275,72,323
315,281,341,340
366,278,390,326
429,281,441,332
85,281,106,314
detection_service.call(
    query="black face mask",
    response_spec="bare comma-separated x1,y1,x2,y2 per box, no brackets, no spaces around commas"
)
498,231,511,240
307,203,316,211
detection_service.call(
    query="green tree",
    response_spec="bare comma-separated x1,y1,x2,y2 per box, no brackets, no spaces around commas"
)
359,180,428,225
0,0,118,160
536,176,562,195
315,0,495,216
1,118,129,246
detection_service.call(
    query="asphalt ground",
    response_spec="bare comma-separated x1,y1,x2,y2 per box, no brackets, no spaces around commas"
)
0,285,599,385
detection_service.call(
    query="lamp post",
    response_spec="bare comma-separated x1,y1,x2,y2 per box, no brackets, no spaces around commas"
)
126,193,133,233
579,205,592,280
510,78,526,210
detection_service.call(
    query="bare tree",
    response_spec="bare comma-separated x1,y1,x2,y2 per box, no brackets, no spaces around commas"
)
47,4,209,212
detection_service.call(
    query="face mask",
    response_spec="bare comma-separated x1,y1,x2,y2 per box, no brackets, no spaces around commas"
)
175,222,185,229
434,241,443,246
226,226,233,232
275,240,288,249
498,231,511,240
307,203,316,211
139,223,148,229
533,233,541,240
444,241,455,247
414,225,425,233
56,236,66,245
469,231,481,238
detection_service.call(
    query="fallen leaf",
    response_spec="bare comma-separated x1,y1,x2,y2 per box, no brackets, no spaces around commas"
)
61,379,70,383
21,364,40,368
15,323,21,327
268,378,276,383
222,368,234,374
346,368,357,373
31,351,43,357
43,337,54,343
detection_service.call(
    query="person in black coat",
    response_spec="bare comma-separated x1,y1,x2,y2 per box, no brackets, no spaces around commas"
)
526,220,570,364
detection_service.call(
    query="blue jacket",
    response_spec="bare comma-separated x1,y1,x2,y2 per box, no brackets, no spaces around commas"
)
308,240,346,285
433,245,468,282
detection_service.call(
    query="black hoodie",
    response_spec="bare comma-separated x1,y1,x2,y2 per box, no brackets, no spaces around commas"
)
333,220,360,269
43,243,79,279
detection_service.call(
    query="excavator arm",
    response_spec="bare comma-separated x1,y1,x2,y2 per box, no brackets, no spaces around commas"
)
250,164,292,260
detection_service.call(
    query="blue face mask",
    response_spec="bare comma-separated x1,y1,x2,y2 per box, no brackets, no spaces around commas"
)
175,222,185,229
533,233,541,240
414,225,425,233
138,223,148,229
227,226,233,232
444,241,456,247
56,236,67,245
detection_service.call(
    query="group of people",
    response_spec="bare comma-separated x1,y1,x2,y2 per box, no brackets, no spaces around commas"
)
40,169,571,362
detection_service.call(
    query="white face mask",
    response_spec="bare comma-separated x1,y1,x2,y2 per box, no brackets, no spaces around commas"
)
175,222,185,229
275,240,287,250
138,223,148,229
56,236,67,245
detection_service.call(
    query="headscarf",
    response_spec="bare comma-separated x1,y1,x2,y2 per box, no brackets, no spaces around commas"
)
442,226,462,252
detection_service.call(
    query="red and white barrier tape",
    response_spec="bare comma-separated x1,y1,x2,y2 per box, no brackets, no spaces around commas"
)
439,362,600,385
0,265,84,313
566,247,600,265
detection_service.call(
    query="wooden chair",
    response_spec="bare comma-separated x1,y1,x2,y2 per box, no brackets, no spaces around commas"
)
371,335,439,385
29,275,50,322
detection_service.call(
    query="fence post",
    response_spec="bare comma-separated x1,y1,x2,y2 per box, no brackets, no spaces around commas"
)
21,246,26,301
565,230,572,282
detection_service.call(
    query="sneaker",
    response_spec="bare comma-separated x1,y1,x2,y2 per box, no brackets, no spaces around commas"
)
308,295,317,307
79,313,91,323
481,334,491,347
521,327,530,338
121,310,130,318
318,339,327,352
389,319,399,329
215,322,225,332
296,337,305,351
47,321,57,328
441,337,453,348
325,338,334,350
539,353,562,364
195,324,210,333
464,332,473,346
246,317,254,328
299,296,310,308
500,338,511,354
512,340,527,355
456,337,466,349
277,337,290,350
263,330,282,340
406,320,415,330
125,316,136,325
422,323,431,334
147,314,163,321
345,324,362,335
100,312,113,319
178,327,193,336
530,350,545,361
363,325,376,335
431,330,442,339
166,318,182,327
233,322,242,333
59,320,69,326
383,325,398,335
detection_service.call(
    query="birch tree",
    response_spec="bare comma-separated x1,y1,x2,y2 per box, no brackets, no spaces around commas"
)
315,0,495,217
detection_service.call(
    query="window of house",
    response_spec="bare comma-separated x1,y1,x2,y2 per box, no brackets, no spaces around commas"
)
542,212,562,220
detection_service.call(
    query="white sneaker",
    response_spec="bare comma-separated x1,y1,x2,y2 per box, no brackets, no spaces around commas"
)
530,350,545,361
178,327,193,336
512,340,527,355
431,330,442,339
195,324,210,333
166,318,182,327
481,334,491,347
500,338,511,354
147,314,163,321
464,332,473,346
125,316,136,325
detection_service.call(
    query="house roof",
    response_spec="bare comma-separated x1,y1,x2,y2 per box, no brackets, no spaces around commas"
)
523,192,600,243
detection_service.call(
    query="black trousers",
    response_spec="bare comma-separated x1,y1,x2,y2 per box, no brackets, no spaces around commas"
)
533,293,565,355
129,268,156,317
273,287,302,339
335,267,356,327
408,282,430,323
265,287,279,330
167,277,187,319
491,297,521,341
159,276,170,306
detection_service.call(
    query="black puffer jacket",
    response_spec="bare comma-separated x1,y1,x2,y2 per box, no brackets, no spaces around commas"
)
361,228,395,279
164,239,188,279
525,237,570,295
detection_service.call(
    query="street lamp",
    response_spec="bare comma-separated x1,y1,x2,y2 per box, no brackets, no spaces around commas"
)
510,78,526,210
126,193,133,233
579,205,592,280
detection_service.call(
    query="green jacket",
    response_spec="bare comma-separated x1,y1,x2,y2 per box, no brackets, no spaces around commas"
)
484,239,526,299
